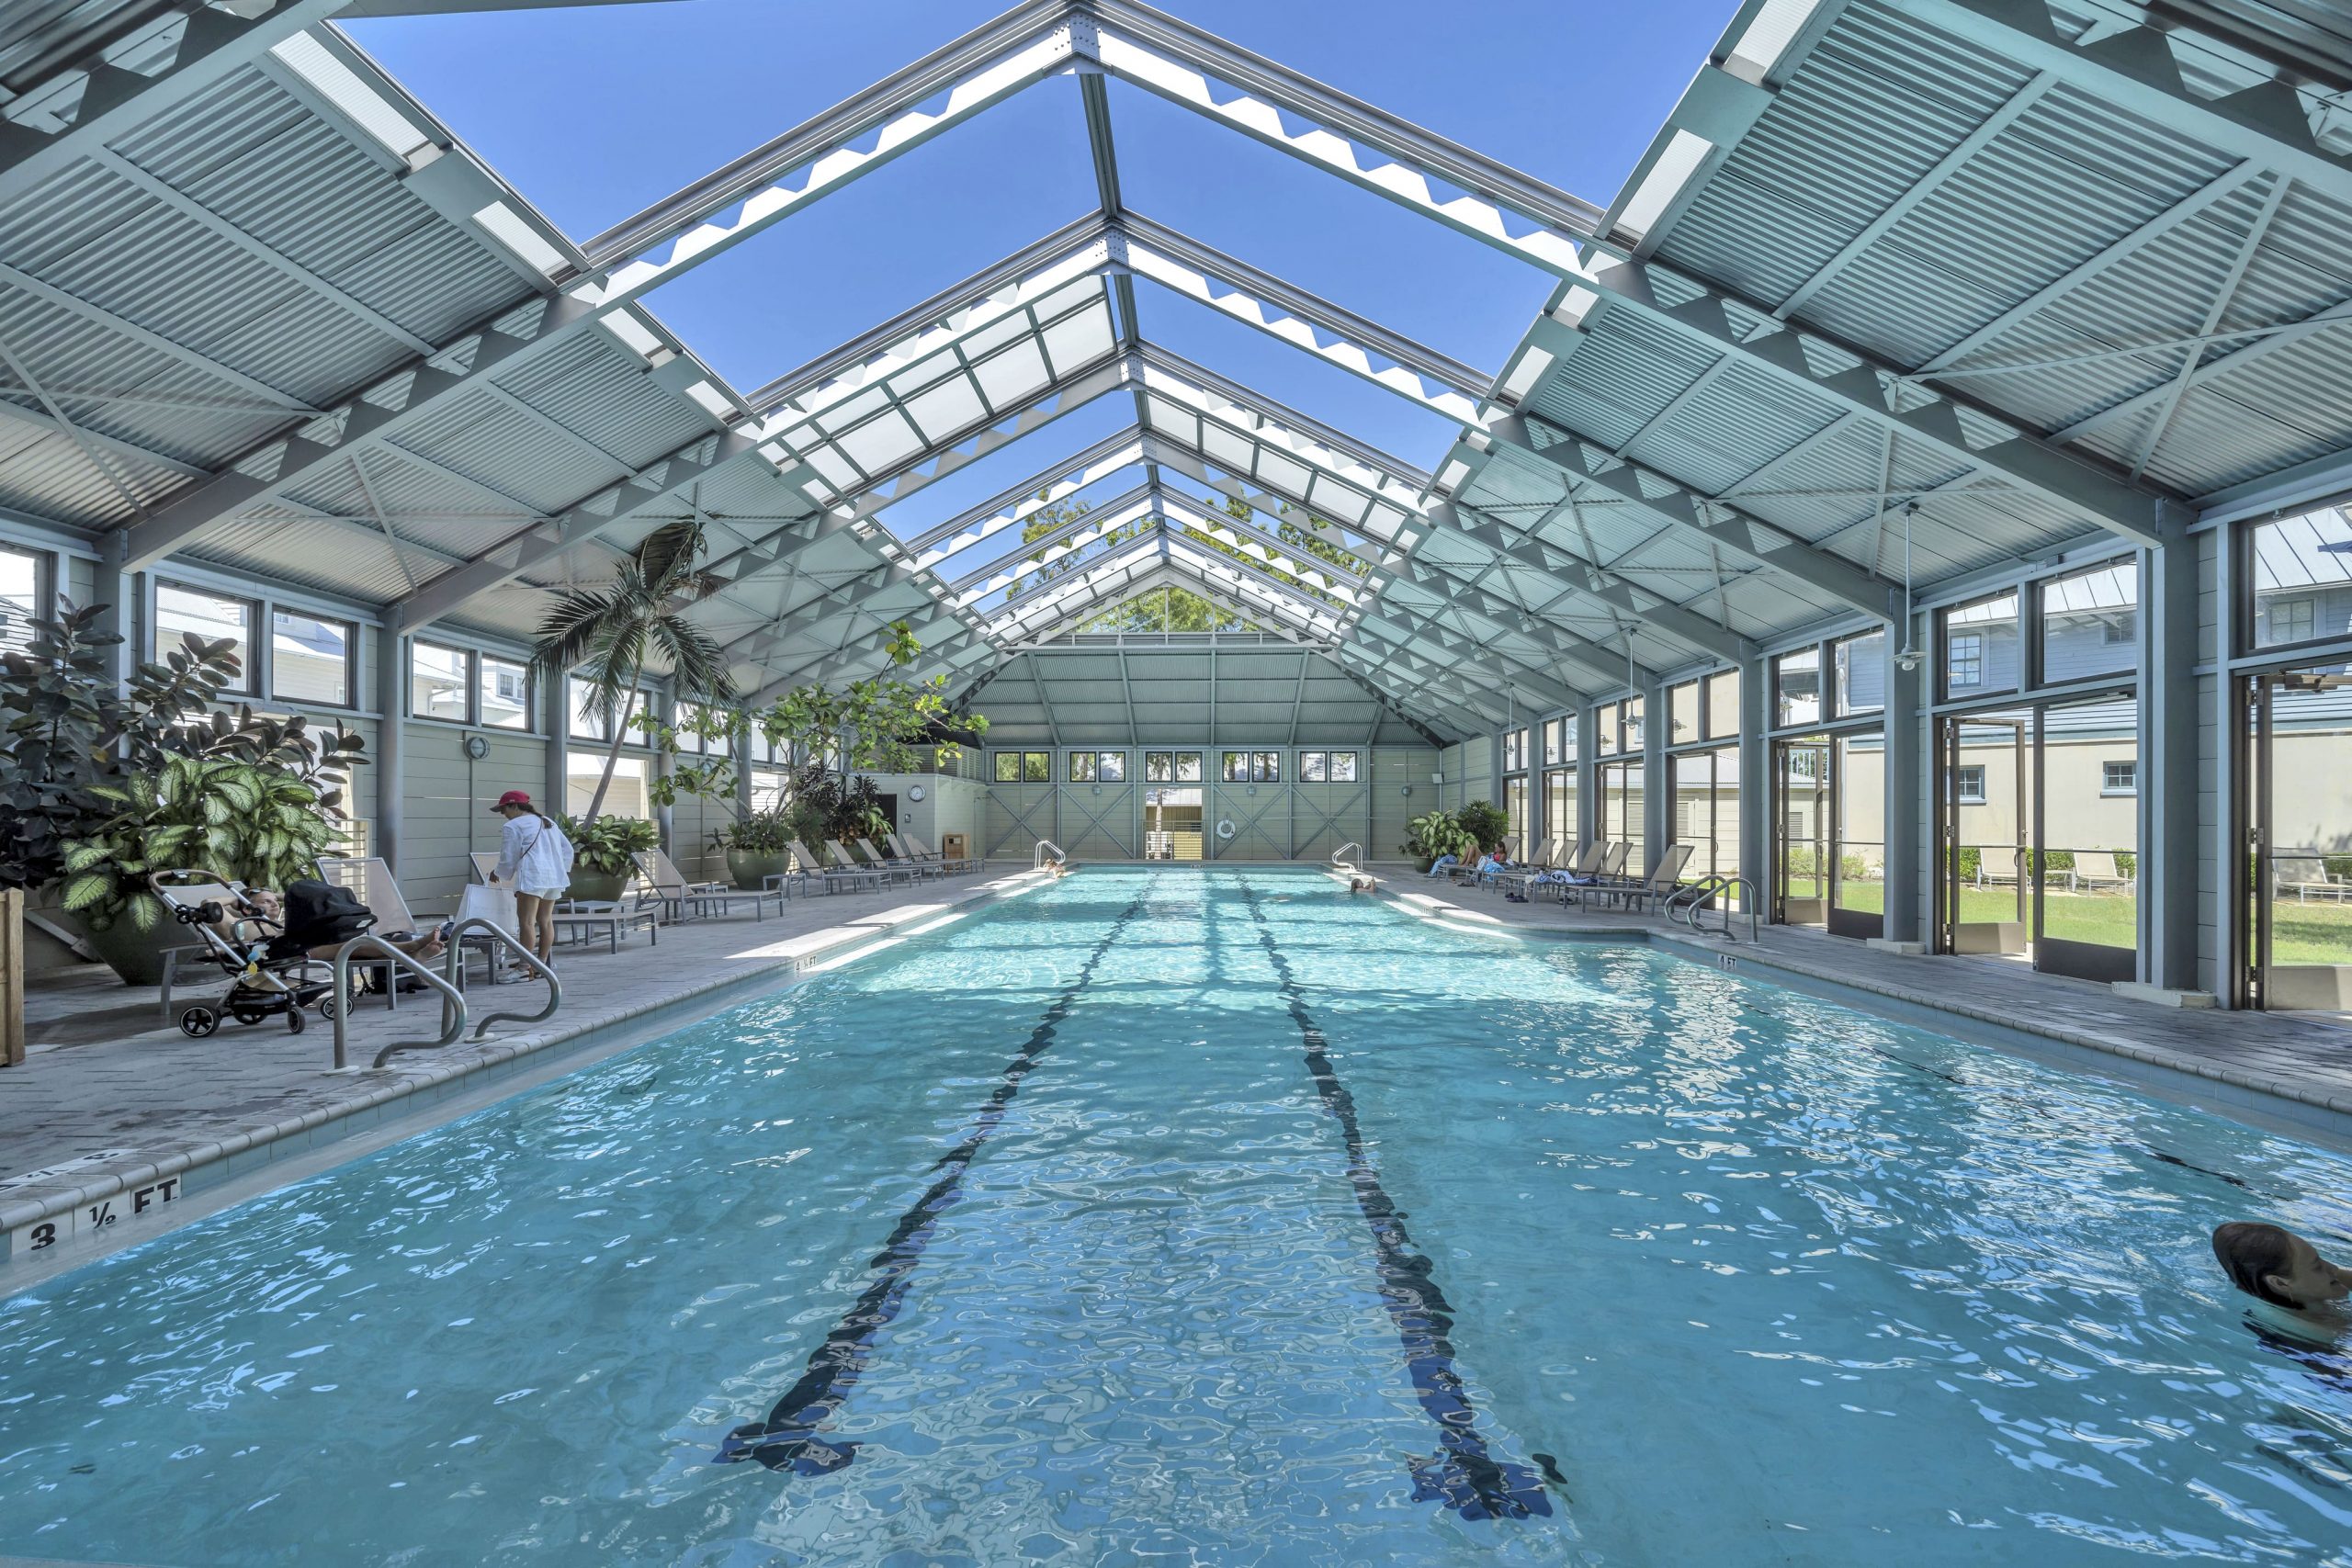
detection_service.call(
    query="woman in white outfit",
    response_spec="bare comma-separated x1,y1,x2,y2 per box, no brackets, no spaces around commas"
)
485,790,574,964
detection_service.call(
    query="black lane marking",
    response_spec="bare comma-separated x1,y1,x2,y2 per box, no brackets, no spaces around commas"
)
1234,880,1553,1522
715,891,1150,1475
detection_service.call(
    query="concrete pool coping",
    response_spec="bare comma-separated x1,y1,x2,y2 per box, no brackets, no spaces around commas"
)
0,869,1057,1282
1354,864,2352,1148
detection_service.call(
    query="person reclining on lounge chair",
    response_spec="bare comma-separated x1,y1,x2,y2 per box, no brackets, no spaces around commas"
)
1424,852,1459,878
1473,849,1512,885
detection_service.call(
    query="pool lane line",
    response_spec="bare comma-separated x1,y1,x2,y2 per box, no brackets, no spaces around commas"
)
1233,879,1554,1522
714,891,1150,1476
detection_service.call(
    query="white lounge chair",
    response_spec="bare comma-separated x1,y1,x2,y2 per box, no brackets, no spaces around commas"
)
1975,845,2023,886
2071,849,2135,893
467,851,659,953
854,838,922,886
1589,841,1696,914
793,840,882,894
905,833,976,874
886,833,951,879
633,848,782,921
2275,855,2347,903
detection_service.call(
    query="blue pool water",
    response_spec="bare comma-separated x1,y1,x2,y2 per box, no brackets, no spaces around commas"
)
5,866,2352,1565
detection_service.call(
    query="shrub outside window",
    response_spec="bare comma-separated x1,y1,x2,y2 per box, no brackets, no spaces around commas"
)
994,750,1051,783
1147,751,1203,783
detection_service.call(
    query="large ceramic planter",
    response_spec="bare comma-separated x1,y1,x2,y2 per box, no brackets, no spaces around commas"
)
77,901,187,987
566,868,629,904
726,849,791,890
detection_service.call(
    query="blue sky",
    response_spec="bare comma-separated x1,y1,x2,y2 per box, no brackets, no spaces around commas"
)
347,0,1736,536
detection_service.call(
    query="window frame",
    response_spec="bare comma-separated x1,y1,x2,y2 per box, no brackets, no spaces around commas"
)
155,580,258,695
411,638,477,726
2100,759,2138,796
1955,763,1987,805
478,654,532,732
266,606,356,709
0,541,53,656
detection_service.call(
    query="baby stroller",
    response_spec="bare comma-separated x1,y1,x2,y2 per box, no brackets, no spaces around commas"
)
149,870,344,1038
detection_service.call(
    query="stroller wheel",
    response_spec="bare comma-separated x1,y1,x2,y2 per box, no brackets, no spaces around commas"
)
232,1010,265,1026
317,995,340,1022
178,1006,220,1039
286,1008,307,1035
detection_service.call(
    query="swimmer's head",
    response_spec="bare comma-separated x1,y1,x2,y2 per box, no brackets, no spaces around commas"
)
2213,1222,2352,1313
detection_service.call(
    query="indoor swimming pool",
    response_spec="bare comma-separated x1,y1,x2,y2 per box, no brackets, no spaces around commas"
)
3,867,2349,1566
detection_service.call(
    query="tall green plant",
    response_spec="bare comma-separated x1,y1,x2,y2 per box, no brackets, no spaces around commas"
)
1,603,242,889
60,751,357,931
1457,799,1510,852
531,521,736,823
1403,809,1477,866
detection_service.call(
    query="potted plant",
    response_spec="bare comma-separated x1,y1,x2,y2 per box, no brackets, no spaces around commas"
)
60,750,358,983
1402,808,1476,873
3,603,366,984
561,814,659,903
1458,799,1510,855
714,807,793,890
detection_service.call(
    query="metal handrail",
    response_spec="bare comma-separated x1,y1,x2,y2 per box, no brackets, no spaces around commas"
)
331,935,466,1070
1661,874,1760,942
444,917,561,1040
1717,877,1761,943
1035,839,1066,869
1331,840,1363,870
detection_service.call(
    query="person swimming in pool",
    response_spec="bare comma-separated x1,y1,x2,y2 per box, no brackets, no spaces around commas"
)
2213,1221,2352,1323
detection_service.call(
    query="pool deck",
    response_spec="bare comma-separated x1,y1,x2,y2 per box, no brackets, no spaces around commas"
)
0,868,1052,1270
1361,862,2352,1138
7,859,2350,1278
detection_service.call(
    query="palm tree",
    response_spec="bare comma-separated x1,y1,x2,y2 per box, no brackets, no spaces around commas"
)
531,520,736,822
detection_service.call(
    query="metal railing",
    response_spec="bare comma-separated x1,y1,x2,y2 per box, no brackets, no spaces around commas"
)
1665,875,1759,943
444,917,561,1041
332,935,466,1070
1035,839,1066,869
1330,841,1362,871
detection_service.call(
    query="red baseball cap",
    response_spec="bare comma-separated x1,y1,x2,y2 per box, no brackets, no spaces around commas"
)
491,790,534,812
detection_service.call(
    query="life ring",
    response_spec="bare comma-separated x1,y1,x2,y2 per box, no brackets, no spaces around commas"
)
1215,818,1237,840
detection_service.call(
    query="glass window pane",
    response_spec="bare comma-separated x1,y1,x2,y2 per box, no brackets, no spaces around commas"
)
1834,629,1885,716
2,544,43,655
674,702,706,755
1223,751,1248,782
412,641,470,722
1255,750,1280,782
568,675,608,740
995,751,1021,783
1943,592,2019,699
2247,504,2352,651
1623,696,1644,752
1302,751,1329,782
1597,705,1619,756
1330,751,1358,783
479,656,529,730
1023,751,1051,783
1176,752,1202,783
1099,751,1125,783
1069,751,1096,782
157,583,253,691
1147,751,1172,782
271,610,350,706
2041,559,2140,683
568,751,648,818
1669,682,1701,746
1705,669,1740,739
1775,648,1821,728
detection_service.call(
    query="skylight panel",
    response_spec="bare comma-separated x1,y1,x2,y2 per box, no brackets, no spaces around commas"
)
1308,476,1371,524
813,384,891,434
962,310,1035,359
901,375,987,441
972,338,1050,408
803,445,864,492
1145,394,1195,440
1256,449,1313,499
1033,277,1106,321
833,408,923,474
1200,423,1253,472
1040,306,1116,378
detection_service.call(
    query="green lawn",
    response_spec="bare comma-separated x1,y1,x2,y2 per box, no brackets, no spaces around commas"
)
1774,877,2352,965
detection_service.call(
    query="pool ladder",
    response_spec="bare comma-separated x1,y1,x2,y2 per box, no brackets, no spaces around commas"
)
1330,841,1363,873
1035,839,1066,870
1665,875,1759,943
330,920,561,1070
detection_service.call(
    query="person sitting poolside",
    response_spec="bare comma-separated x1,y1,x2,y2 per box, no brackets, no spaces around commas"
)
2213,1221,2352,1320
1474,849,1512,884
1424,852,1458,878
